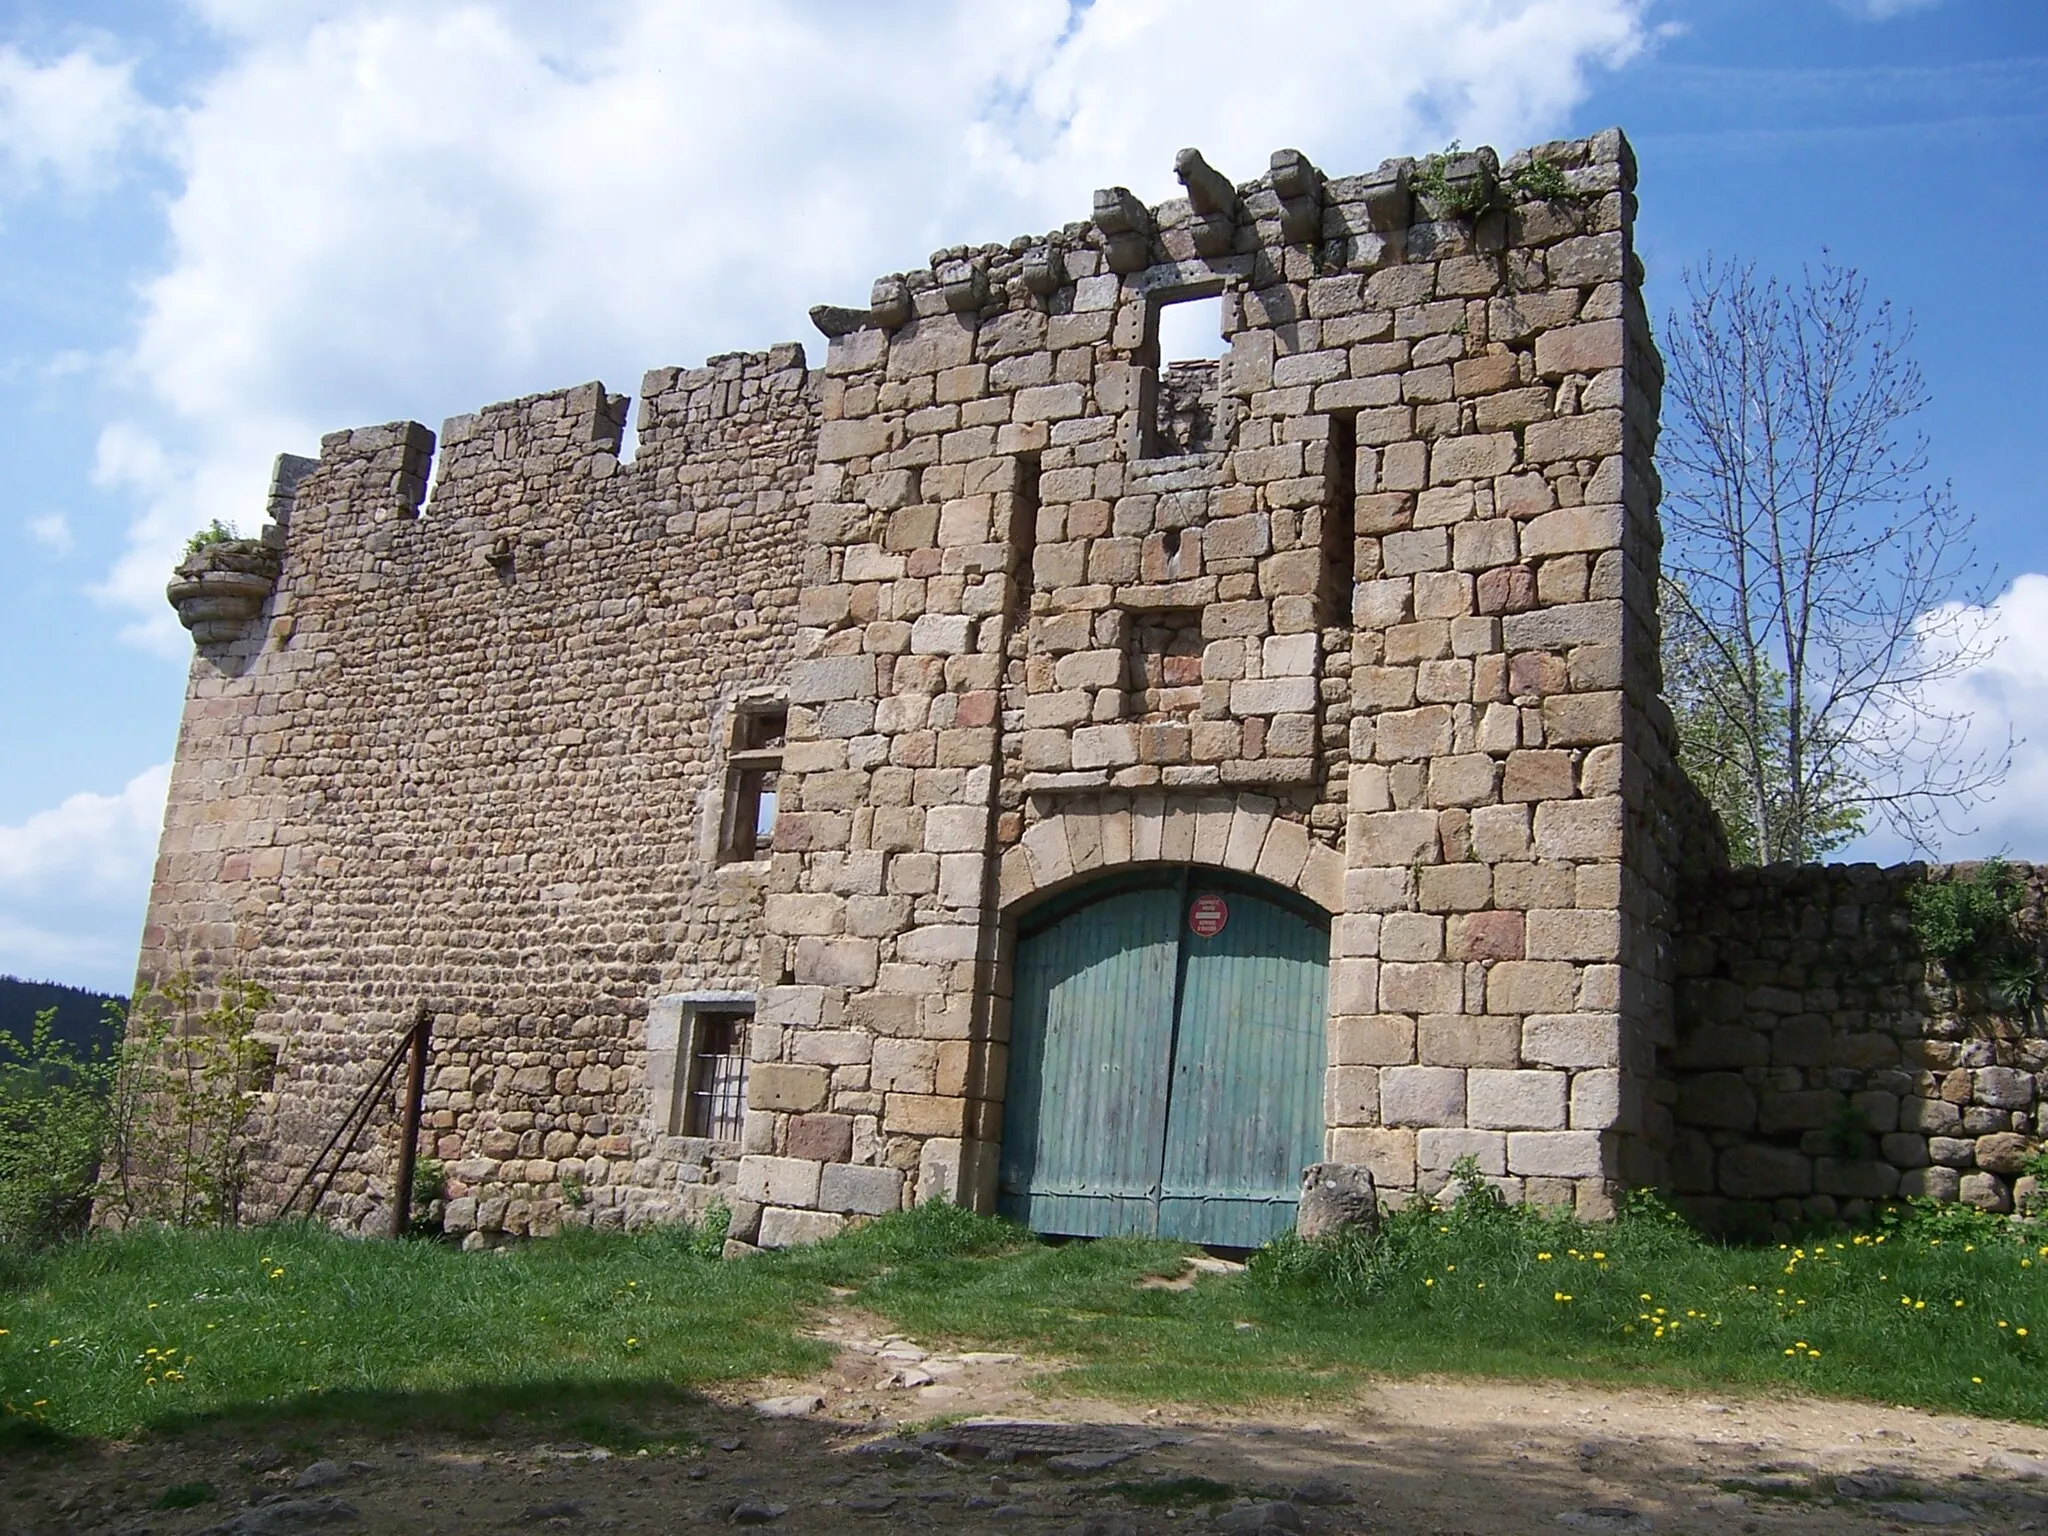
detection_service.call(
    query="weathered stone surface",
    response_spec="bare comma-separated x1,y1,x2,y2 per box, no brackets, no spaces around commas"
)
1297,1162,1379,1238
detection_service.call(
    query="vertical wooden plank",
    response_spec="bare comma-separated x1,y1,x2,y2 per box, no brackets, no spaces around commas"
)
999,881,1179,1237
1159,881,1329,1247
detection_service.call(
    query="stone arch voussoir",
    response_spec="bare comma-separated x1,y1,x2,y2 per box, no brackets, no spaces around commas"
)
996,795,1344,918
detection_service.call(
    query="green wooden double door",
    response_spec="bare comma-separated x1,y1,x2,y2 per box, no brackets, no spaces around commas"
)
998,869,1330,1248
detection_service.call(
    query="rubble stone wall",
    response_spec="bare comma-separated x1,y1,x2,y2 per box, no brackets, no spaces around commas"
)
143,349,816,1238
1672,862,2048,1228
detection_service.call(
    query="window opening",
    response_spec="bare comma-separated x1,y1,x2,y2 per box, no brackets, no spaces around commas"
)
1146,292,1226,459
683,1010,751,1141
1010,452,1041,613
1156,293,1227,364
1322,411,1358,623
720,701,785,862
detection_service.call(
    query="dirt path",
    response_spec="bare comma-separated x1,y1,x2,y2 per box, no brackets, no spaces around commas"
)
9,1294,2048,1534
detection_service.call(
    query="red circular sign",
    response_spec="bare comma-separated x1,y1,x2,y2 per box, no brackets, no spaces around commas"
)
1188,894,1229,938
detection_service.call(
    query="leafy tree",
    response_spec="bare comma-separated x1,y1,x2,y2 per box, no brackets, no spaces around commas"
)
1659,257,2005,863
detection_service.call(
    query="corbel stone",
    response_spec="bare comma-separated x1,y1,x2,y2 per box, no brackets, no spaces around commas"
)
167,539,281,646
1092,186,1154,274
1021,244,1065,297
1174,147,1240,259
935,255,988,314
808,304,874,338
869,275,913,330
1354,158,1412,231
1270,148,1325,243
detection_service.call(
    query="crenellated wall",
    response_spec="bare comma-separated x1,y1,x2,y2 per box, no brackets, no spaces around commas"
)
146,348,816,1236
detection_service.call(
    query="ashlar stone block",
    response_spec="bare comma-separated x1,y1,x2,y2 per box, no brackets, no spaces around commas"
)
1381,1065,1467,1128
1468,1069,1568,1130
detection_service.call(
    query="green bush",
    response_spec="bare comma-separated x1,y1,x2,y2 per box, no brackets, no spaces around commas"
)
0,1009,115,1246
97,975,275,1230
1910,860,2022,968
1908,861,2043,1014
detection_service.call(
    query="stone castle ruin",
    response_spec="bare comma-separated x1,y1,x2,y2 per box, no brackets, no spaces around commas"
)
146,129,2046,1247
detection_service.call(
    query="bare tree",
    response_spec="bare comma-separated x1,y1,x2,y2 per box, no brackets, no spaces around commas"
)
1658,256,2006,864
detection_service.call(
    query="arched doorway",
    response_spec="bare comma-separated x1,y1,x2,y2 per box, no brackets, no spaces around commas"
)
999,867,1329,1247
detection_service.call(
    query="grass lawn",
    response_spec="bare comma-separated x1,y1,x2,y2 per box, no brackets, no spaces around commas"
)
4,1185,2048,1449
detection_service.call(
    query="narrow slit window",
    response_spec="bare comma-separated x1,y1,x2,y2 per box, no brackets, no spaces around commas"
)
684,1010,750,1142
1010,452,1041,613
1322,411,1358,623
720,702,785,862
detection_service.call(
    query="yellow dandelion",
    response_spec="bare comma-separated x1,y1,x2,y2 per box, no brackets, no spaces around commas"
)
1424,1277,1435,1287
1973,1376,1984,1384
2020,1329,2030,1338
1554,1291,1573,1303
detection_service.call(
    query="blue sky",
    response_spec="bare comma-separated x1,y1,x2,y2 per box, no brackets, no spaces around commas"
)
0,0,2043,992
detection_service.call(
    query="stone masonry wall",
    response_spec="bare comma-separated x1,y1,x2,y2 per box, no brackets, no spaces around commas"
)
1673,862,2048,1229
144,348,815,1240
746,129,1665,1242
139,128,1785,1248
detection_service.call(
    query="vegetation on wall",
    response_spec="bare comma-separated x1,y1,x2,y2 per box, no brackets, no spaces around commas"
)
1409,142,1576,219
1907,860,2043,1015
180,520,238,560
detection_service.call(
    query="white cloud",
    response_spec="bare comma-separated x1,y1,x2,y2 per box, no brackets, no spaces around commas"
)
1845,573,2048,865
0,763,170,993
0,44,157,194
26,513,73,555
94,0,1649,636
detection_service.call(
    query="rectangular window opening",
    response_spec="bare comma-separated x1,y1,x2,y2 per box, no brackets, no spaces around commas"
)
1322,411,1359,625
720,701,786,862
683,1010,751,1142
1147,293,1225,458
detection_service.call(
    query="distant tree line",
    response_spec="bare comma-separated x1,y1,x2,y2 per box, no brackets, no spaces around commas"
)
0,976,121,1060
